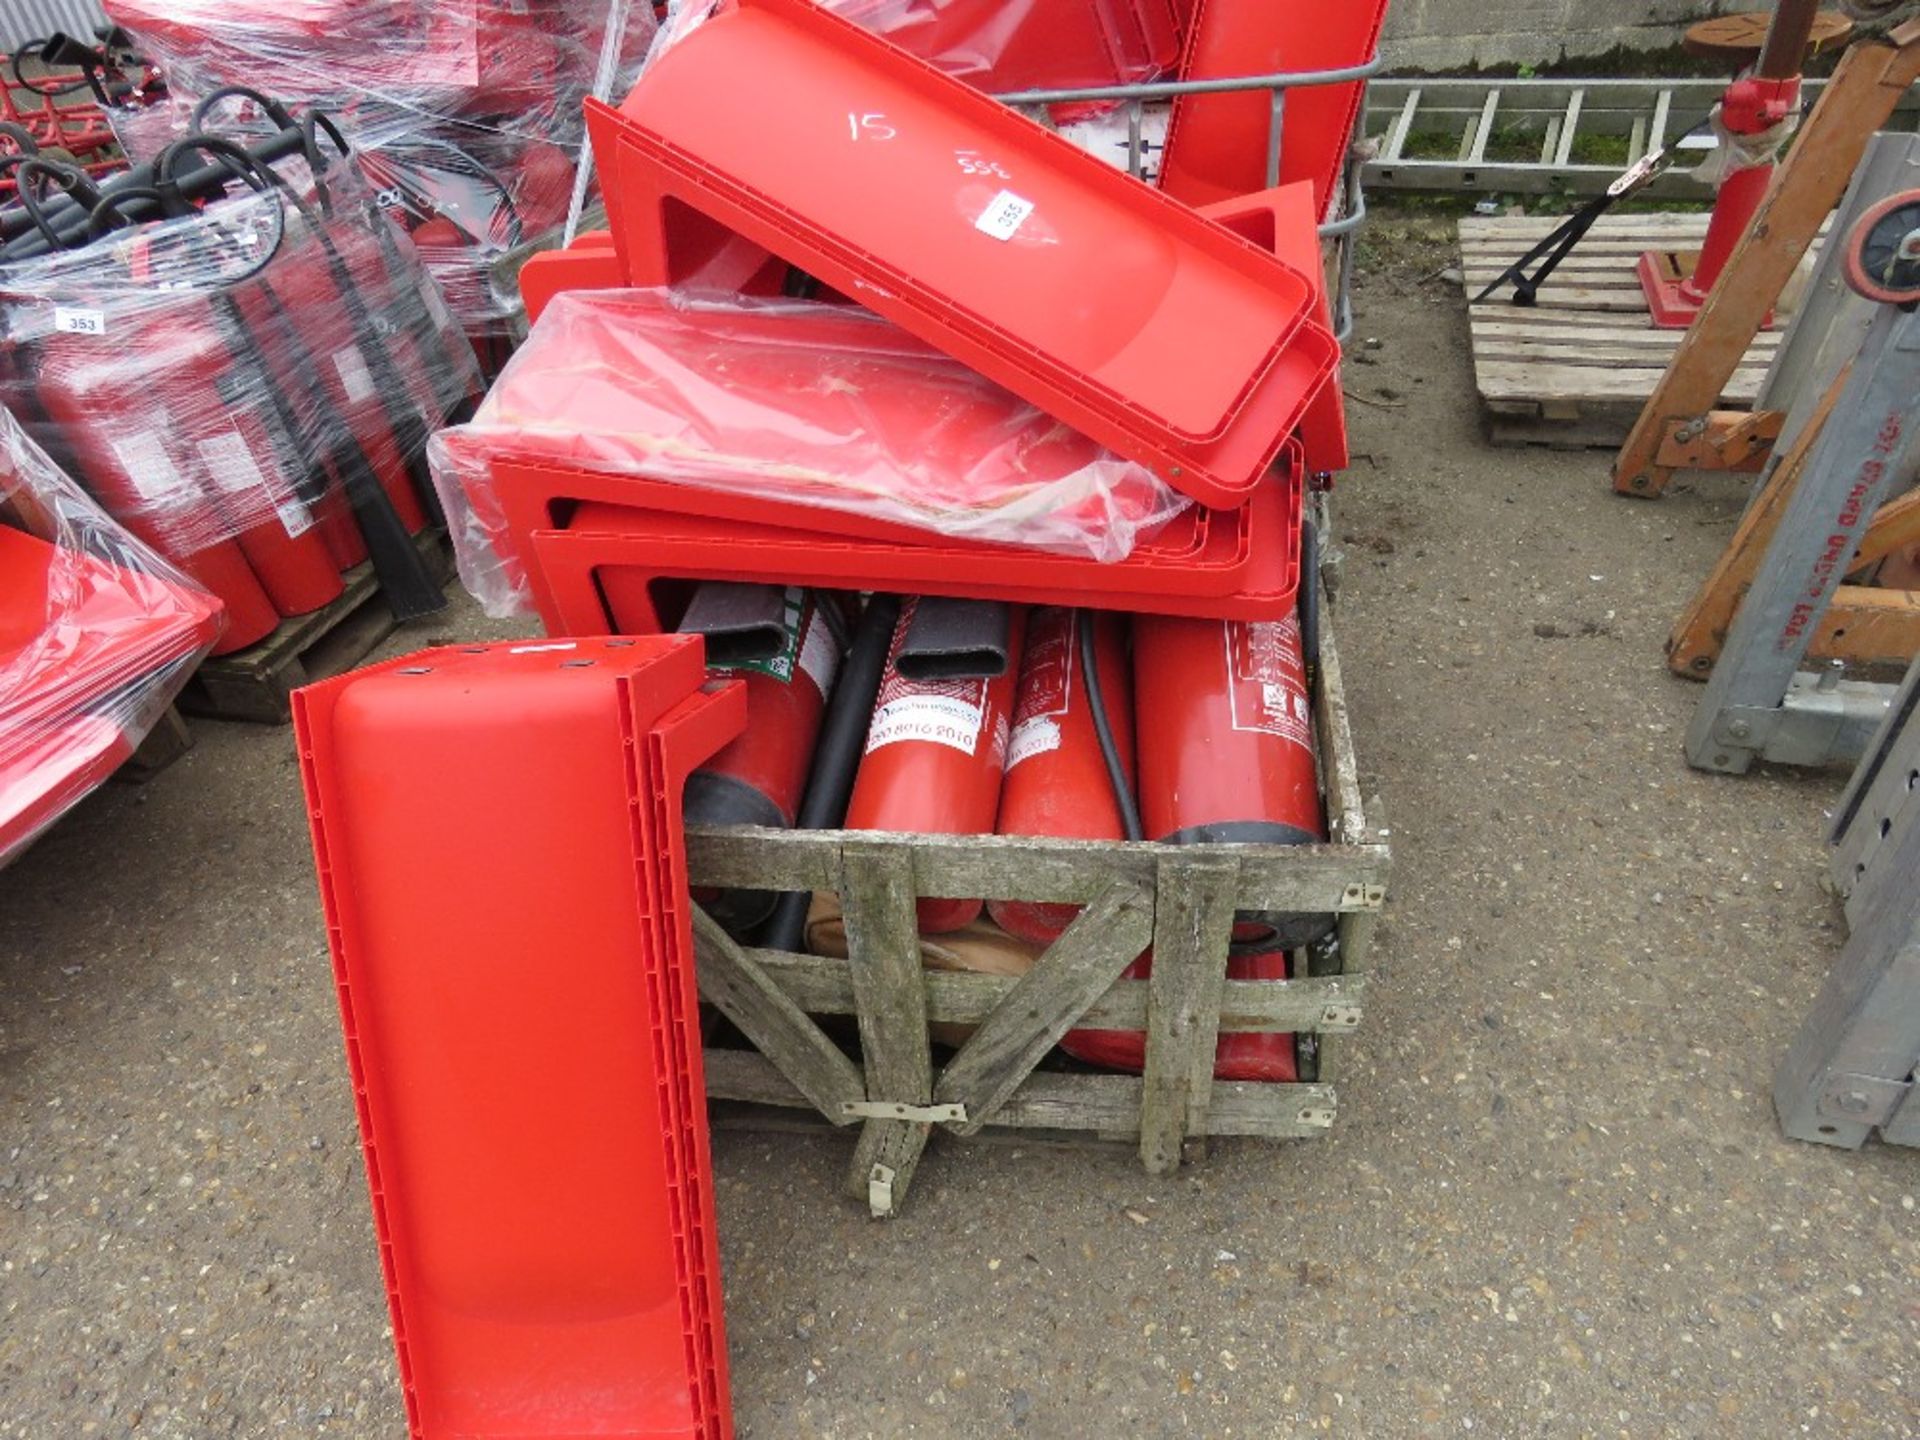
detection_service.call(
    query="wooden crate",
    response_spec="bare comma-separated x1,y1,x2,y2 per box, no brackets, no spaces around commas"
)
1460,211,1788,449
178,529,452,725
685,593,1388,1217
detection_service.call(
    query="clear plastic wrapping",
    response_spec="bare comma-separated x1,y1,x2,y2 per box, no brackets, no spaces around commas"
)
0,405,225,869
828,0,1180,93
429,288,1191,617
0,159,483,652
102,1,656,339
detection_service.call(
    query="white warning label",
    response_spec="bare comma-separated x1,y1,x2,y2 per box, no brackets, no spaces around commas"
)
109,431,190,505
1225,615,1313,752
1005,607,1074,772
332,346,377,404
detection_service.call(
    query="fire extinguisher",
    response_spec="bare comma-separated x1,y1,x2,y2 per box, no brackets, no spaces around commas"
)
989,606,1134,945
845,598,1026,934
680,584,844,935
1132,608,1333,948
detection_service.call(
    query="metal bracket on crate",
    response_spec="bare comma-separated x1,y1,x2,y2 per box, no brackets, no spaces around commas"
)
1318,1003,1364,1032
843,1099,969,1124
1296,1102,1338,1129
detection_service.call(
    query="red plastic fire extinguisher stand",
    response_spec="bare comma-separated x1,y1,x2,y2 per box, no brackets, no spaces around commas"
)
294,636,746,1440
505,454,1303,637
1200,184,1349,475
1158,0,1390,223
586,0,1335,509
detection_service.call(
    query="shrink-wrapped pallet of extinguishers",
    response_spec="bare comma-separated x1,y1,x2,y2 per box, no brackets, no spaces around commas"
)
0,103,485,656
0,403,224,869
100,1,657,368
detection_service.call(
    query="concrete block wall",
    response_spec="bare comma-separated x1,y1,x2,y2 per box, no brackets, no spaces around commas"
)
1383,0,1707,70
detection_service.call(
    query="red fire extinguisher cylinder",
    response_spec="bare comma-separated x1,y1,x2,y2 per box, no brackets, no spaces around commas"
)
846,600,1026,934
1133,609,1332,947
684,589,843,934
989,607,1134,945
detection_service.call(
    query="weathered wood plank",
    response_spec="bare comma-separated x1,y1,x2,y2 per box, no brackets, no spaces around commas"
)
1138,855,1240,1175
691,908,866,1123
935,879,1155,1135
1476,361,1771,404
730,947,1367,1032
704,1049,1337,1140
1316,576,1368,853
685,826,1388,912
839,840,934,1215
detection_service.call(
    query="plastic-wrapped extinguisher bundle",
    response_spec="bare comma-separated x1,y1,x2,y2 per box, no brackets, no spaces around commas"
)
0,128,483,654
0,405,225,869
101,1,656,348
428,288,1191,617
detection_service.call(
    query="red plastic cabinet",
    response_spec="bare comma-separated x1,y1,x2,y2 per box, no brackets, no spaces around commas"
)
587,0,1334,508
1159,0,1390,221
294,636,745,1439
1199,184,1348,474
512,455,1301,636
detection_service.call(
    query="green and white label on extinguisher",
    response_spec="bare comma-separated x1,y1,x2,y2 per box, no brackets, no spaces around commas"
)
712,588,839,699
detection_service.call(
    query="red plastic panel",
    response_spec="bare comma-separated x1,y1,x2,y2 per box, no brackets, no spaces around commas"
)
831,0,1177,92
294,637,744,1440
1,526,223,859
516,459,1301,635
1199,184,1348,474
589,0,1335,507
1159,0,1390,220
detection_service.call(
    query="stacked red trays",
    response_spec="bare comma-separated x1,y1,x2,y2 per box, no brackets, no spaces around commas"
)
0,525,224,862
1160,0,1392,222
586,0,1334,510
295,636,745,1440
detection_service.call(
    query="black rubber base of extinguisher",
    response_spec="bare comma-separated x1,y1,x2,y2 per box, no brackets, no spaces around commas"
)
687,774,791,937
1160,820,1335,948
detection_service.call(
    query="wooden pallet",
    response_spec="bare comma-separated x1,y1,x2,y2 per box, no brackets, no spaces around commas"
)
178,530,453,725
1461,212,1789,449
119,705,194,782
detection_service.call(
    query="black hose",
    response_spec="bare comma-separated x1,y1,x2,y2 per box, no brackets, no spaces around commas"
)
1077,609,1142,842
761,593,903,953
1298,515,1320,693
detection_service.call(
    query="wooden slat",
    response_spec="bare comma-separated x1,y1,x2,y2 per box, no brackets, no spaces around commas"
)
731,947,1367,1032
935,879,1155,1135
1851,487,1920,573
685,825,1387,913
1476,361,1771,404
691,908,866,1123
839,840,935,1214
704,1049,1338,1141
1138,855,1240,1174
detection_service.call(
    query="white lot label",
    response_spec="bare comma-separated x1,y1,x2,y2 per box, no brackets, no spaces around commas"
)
54,307,106,336
974,190,1035,242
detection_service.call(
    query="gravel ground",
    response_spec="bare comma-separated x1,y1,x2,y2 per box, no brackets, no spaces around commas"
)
3,238,1917,1439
